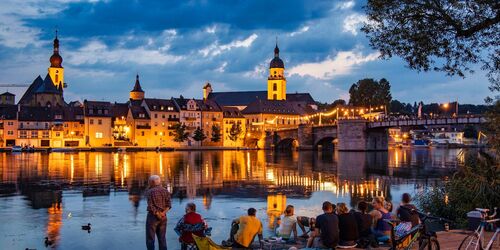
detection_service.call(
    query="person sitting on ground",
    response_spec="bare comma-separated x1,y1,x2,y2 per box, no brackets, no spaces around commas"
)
307,201,339,248
275,205,298,241
394,193,420,238
369,197,392,241
337,203,359,247
223,208,263,249
385,200,397,219
352,201,377,248
397,193,420,228
296,216,315,238
174,203,208,250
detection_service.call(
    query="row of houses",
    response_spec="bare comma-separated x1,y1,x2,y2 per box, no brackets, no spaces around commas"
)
0,34,317,148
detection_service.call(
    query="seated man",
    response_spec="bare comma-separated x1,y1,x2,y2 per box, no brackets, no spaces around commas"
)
307,201,339,248
337,203,359,247
352,201,377,248
174,203,208,250
224,208,263,249
296,216,315,238
275,205,298,241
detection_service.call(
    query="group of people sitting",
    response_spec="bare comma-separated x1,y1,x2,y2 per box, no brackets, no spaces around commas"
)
172,193,420,249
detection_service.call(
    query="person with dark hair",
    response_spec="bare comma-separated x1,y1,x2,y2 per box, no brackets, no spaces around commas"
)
352,201,377,248
369,197,392,240
307,201,339,248
174,203,209,249
397,193,420,227
337,203,359,247
223,208,263,248
296,216,315,238
145,175,171,250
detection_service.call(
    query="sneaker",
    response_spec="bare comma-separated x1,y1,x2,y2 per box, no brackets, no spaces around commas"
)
221,240,233,247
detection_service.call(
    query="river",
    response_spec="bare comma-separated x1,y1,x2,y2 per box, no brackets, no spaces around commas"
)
0,148,465,249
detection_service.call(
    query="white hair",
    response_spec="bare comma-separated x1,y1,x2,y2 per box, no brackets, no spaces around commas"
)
149,175,161,186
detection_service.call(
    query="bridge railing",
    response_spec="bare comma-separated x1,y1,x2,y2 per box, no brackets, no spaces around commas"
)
368,116,486,128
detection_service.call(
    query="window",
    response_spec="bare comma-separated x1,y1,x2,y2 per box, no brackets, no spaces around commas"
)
162,114,165,119
97,109,102,115
19,131,27,138
89,109,93,115
43,131,49,138
273,94,277,100
168,107,174,111
273,83,277,91
98,119,102,125
7,121,14,126
90,119,94,125
56,132,60,137
162,122,165,126
31,131,38,138
64,123,68,127
95,132,103,138
7,130,13,135
154,122,158,126
154,131,157,136
141,131,145,136
154,114,158,118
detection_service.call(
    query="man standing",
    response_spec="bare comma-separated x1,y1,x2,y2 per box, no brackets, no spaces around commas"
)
307,201,339,248
146,175,171,250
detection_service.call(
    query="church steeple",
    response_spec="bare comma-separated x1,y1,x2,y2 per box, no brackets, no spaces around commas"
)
130,74,145,100
267,39,286,100
48,30,65,91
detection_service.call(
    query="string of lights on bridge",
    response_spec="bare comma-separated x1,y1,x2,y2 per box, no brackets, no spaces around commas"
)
255,105,387,125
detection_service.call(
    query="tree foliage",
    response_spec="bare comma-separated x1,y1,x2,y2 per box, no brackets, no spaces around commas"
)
416,151,500,226
192,127,207,142
172,123,189,143
349,78,392,107
210,124,221,142
228,123,243,142
362,0,499,82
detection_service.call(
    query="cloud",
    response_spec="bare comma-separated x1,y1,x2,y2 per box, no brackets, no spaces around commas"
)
200,34,258,57
342,13,367,35
335,0,355,10
67,40,183,65
215,62,228,73
288,26,310,37
287,49,380,80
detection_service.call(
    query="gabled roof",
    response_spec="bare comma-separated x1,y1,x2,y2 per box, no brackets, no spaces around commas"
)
144,98,178,112
0,105,18,120
207,91,316,107
196,99,221,112
173,97,200,111
242,99,315,115
18,75,44,105
84,100,112,117
0,92,15,96
17,106,83,122
111,103,129,118
35,74,60,94
222,106,244,118
129,105,150,119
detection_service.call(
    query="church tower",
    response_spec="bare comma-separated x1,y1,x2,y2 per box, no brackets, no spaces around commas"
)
267,41,286,100
130,74,145,100
48,30,64,90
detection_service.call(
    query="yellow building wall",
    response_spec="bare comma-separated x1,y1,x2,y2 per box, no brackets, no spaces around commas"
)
48,67,64,89
222,118,246,147
149,111,181,147
84,117,113,146
1,120,17,146
201,111,223,146
267,67,286,100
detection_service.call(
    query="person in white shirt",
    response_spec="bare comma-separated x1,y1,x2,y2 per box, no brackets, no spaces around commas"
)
275,205,298,240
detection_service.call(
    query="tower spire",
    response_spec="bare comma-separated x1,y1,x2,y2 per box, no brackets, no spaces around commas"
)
274,37,280,58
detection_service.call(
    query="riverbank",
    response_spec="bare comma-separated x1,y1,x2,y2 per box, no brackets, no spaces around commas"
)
0,146,259,153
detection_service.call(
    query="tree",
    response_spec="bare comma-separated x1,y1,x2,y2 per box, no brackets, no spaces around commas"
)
210,124,221,142
172,123,189,143
228,123,243,142
192,127,207,142
332,99,346,107
362,0,499,82
349,78,392,107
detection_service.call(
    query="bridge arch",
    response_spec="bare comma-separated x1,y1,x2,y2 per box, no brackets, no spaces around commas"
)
275,138,299,150
315,136,335,150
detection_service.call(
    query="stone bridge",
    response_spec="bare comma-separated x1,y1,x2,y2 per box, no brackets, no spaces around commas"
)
266,116,486,151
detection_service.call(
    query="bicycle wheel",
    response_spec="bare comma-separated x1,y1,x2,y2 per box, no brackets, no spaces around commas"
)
419,236,440,250
485,233,499,250
458,233,482,250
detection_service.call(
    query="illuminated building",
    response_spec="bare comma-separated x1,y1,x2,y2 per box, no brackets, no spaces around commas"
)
222,107,246,147
83,101,113,146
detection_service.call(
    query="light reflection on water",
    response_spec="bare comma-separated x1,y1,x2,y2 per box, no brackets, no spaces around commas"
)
0,148,464,249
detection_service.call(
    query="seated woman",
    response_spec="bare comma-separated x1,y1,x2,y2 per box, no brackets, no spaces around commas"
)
275,205,298,241
336,203,359,247
395,193,420,238
174,203,208,250
369,197,392,241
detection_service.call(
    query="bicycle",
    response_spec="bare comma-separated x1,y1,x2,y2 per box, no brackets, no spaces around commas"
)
459,207,500,250
385,209,451,250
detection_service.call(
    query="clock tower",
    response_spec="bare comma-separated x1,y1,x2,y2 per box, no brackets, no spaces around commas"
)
267,41,286,100
48,30,64,90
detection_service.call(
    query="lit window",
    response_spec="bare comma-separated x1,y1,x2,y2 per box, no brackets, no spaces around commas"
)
95,132,103,138
98,119,102,125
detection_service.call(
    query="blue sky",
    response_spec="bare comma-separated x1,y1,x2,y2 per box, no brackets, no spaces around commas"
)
0,0,491,104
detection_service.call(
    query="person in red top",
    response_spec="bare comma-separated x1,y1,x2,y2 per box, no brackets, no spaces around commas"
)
174,203,208,249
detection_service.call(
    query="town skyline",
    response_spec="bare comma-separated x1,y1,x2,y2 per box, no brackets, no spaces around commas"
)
0,0,491,105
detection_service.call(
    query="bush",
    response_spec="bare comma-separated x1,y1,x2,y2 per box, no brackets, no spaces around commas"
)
416,151,500,228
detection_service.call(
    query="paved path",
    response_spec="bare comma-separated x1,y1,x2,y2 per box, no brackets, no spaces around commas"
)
250,230,500,249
